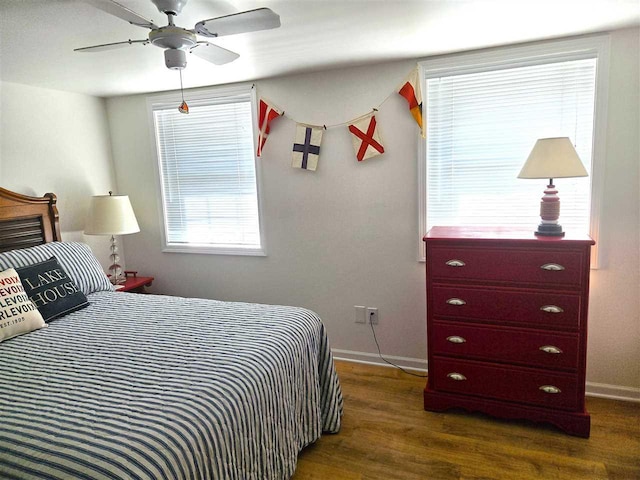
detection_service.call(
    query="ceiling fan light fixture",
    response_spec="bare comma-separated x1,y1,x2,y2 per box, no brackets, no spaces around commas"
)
76,0,281,70
164,49,187,70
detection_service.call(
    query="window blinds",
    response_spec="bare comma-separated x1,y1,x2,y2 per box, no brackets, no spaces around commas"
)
425,57,596,233
153,93,261,251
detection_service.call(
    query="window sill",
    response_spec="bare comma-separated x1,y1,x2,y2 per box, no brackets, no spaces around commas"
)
163,244,266,257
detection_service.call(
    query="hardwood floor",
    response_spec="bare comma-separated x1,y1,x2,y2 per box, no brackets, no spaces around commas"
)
292,361,640,480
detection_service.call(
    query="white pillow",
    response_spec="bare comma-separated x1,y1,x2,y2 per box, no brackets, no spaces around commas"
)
0,268,46,343
0,242,114,295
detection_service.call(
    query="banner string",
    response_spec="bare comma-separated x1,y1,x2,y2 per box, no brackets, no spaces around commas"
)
255,64,423,161
277,87,397,129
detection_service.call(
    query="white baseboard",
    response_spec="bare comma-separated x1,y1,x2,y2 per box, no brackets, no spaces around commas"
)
332,349,427,373
332,349,640,403
585,381,640,403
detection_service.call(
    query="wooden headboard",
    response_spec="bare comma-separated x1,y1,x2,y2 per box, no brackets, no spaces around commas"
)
0,187,61,252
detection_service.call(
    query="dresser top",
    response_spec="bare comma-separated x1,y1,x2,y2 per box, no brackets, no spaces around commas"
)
424,226,594,245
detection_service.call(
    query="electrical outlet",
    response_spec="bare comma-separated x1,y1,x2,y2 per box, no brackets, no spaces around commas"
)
367,307,378,325
354,305,366,323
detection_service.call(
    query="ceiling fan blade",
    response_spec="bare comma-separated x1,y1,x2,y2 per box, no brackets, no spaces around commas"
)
82,0,159,29
194,8,280,38
190,41,240,65
74,39,149,52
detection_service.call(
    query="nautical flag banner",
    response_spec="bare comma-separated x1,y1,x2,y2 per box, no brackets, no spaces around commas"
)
348,114,385,161
292,124,323,171
257,98,283,157
398,67,425,138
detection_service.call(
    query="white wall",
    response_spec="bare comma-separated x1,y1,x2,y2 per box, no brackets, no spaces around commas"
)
107,28,638,399
0,81,118,266
585,28,640,399
107,58,427,363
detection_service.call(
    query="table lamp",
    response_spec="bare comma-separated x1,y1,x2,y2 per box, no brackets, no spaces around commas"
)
517,137,588,237
85,191,140,284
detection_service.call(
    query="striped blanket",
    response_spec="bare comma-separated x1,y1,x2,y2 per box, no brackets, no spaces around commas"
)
0,291,343,479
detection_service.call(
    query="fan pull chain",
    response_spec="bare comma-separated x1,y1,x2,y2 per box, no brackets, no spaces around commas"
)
178,69,189,114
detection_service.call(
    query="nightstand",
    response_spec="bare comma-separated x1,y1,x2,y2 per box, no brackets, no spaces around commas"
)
115,271,154,293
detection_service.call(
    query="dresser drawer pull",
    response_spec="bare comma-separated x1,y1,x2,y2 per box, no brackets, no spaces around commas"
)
446,298,466,306
445,259,466,267
539,385,562,394
446,336,467,344
540,305,564,314
541,263,565,271
447,372,467,381
539,345,563,354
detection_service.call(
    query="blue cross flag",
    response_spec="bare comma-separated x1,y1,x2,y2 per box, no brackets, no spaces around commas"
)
292,125,323,171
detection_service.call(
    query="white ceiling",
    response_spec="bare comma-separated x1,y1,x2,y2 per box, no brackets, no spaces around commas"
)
1,0,638,98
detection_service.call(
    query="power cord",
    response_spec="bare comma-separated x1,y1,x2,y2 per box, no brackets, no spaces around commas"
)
369,312,427,378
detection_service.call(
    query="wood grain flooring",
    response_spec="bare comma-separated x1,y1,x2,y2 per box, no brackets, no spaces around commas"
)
292,361,640,480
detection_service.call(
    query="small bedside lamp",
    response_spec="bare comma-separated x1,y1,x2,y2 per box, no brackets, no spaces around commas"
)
518,137,588,237
85,192,140,284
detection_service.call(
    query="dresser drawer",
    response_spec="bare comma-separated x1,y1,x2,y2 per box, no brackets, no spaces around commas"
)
431,322,580,370
432,285,581,330
428,246,585,288
429,357,580,410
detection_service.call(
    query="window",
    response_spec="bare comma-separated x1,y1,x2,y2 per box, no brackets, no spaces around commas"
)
149,85,265,255
418,36,609,264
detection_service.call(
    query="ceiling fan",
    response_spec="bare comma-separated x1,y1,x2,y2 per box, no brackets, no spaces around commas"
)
75,0,281,70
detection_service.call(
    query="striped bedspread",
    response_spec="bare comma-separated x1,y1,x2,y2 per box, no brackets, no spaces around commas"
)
0,292,343,480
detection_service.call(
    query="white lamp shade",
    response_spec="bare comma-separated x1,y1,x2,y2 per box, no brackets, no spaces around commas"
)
85,194,140,235
518,137,588,179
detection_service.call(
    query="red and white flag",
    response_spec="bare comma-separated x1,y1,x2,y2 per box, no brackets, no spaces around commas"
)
398,67,425,138
348,113,385,161
257,98,283,157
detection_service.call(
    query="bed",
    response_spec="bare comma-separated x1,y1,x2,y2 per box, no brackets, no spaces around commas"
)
0,187,343,479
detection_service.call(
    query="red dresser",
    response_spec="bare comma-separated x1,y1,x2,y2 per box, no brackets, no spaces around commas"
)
423,226,594,437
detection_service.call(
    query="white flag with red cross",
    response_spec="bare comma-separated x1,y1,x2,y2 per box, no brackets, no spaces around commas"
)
348,113,385,162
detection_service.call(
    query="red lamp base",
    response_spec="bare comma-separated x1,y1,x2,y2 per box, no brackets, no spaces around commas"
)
535,181,564,237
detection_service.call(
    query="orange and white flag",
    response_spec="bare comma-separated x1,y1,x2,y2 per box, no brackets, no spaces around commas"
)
398,67,425,138
257,98,283,157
